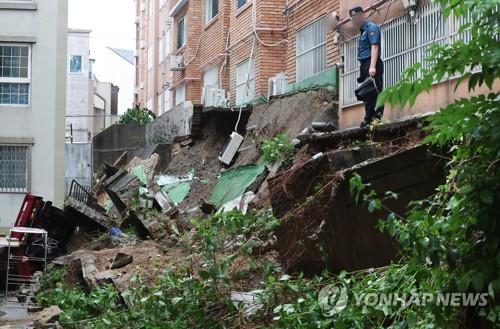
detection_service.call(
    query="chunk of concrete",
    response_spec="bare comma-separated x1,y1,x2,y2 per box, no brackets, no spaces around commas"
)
32,305,62,326
111,252,133,269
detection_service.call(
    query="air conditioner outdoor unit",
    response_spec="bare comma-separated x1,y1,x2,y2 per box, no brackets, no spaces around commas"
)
139,82,145,90
170,55,184,71
140,40,146,49
219,132,244,165
134,87,139,95
268,73,288,97
202,86,227,107
140,2,146,12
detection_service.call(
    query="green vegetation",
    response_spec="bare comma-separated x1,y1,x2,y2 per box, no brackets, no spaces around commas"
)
118,105,156,124
262,133,295,164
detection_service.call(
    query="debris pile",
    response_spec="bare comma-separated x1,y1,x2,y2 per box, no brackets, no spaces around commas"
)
3,89,451,328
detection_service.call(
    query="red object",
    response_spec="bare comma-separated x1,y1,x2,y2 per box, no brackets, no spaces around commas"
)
11,194,44,240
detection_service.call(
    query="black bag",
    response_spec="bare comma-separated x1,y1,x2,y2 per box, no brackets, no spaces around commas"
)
355,77,378,102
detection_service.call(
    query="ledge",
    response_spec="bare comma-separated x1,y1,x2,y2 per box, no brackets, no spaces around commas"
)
236,2,252,17
0,137,35,144
0,1,38,10
204,15,219,30
0,35,37,43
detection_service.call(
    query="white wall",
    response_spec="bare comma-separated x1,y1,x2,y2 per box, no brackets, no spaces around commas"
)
0,0,68,226
102,49,134,114
66,30,91,143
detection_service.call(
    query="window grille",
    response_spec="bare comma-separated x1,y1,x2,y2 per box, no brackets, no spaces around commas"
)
340,2,472,107
0,145,30,193
235,59,255,105
296,16,327,82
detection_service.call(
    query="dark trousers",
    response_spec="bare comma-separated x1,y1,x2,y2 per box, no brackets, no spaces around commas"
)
359,58,384,124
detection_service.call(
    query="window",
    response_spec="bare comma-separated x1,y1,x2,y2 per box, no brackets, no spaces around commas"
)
205,0,218,23
89,59,94,80
70,55,82,73
204,66,218,87
0,44,31,105
0,145,30,193
147,47,153,70
175,84,185,105
235,58,255,105
159,32,170,63
296,16,326,81
177,16,186,49
237,0,248,9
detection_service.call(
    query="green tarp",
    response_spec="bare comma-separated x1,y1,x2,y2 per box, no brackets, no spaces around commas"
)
209,164,266,207
161,182,191,205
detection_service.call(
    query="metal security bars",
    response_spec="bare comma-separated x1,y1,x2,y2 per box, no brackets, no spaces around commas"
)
0,145,30,193
296,16,327,82
340,2,472,108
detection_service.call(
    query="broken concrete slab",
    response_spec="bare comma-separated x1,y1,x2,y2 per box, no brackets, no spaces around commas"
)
270,145,445,274
297,113,431,150
64,197,111,230
111,252,133,269
154,190,178,217
31,305,62,326
311,121,337,132
95,270,117,285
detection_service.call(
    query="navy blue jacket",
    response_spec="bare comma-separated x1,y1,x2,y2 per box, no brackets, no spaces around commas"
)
358,20,381,61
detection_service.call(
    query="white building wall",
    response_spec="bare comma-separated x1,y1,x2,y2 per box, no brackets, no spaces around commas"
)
66,30,92,143
0,0,68,226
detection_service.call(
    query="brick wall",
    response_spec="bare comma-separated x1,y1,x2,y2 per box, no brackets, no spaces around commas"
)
284,0,341,84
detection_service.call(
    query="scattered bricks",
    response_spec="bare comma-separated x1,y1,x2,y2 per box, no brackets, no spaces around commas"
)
111,252,134,269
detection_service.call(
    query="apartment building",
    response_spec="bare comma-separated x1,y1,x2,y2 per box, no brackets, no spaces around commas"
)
0,0,68,226
136,0,495,127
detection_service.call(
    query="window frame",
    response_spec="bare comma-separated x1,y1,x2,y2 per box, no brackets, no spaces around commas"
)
295,16,327,82
177,15,187,50
205,0,219,23
0,43,32,106
0,144,31,194
69,54,83,74
175,83,185,105
235,58,255,106
203,66,219,88
236,0,248,10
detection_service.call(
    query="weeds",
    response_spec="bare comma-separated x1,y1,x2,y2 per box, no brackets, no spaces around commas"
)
262,134,294,164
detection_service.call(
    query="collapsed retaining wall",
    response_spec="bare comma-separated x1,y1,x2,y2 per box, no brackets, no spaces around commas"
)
93,124,146,172
269,145,445,274
146,101,194,144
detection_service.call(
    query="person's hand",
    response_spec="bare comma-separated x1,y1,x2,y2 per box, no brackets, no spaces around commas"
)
369,67,376,77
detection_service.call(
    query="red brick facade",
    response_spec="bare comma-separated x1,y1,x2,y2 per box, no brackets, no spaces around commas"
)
136,0,347,110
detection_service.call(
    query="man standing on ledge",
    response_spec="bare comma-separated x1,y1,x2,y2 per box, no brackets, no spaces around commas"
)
350,6,384,127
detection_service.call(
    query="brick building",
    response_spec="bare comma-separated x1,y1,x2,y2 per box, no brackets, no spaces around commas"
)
135,0,496,127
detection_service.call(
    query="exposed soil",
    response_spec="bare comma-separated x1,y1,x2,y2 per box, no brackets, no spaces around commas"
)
235,88,338,166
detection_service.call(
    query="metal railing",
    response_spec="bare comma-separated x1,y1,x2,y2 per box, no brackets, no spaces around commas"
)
67,179,93,205
340,2,472,108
